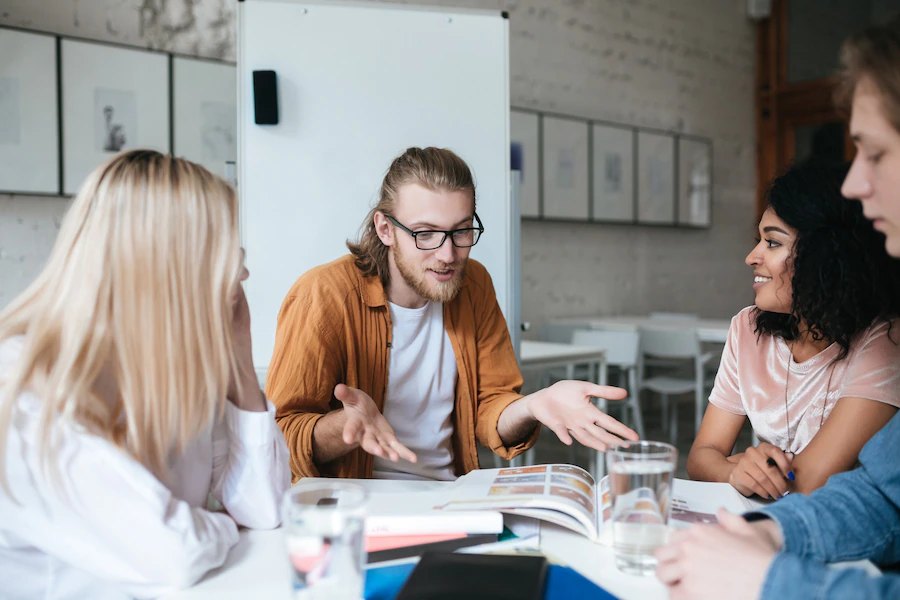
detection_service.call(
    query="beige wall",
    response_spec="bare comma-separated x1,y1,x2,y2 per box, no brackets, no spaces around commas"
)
1,0,756,327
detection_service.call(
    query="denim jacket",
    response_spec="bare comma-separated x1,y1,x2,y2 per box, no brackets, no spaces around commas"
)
755,411,900,598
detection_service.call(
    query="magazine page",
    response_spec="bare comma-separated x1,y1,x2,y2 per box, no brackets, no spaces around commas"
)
593,476,767,543
366,489,504,536
436,464,600,540
668,479,765,528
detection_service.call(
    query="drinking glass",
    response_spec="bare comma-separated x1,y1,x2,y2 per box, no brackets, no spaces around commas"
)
283,481,367,600
606,441,677,575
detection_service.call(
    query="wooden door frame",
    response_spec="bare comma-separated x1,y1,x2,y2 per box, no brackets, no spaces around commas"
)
755,0,848,218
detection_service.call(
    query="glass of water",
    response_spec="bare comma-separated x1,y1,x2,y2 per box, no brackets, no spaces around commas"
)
606,441,677,575
283,481,367,600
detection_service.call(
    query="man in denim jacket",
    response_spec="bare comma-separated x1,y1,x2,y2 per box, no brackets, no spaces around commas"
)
655,18,900,599
759,412,900,596
656,413,900,599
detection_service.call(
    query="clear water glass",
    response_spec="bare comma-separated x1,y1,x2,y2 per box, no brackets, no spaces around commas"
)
606,441,677,575
283,481,367,600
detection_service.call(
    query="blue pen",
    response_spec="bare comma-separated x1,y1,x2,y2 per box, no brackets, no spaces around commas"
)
767,457,795,482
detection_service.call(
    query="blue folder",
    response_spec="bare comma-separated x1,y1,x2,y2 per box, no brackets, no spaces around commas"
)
364,561,618,600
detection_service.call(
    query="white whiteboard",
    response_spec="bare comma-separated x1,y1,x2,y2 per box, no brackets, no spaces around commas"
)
238,0,512,376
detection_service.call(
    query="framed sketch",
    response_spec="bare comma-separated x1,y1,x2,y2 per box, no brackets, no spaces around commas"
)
636,130,675,225
0,28,58,194
542,115,589,220
61,39,169,195
591,123,634,222
173,57,236,180
510,109,540,218
678,136,712,227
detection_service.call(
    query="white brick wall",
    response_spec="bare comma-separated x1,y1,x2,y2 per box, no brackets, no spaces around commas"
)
1,0,756,325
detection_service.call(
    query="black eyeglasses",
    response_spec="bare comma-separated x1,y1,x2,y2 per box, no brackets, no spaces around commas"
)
385,212,485,250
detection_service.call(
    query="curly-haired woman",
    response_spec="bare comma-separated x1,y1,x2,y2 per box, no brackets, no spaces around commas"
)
686,163,900,498
656,17,900,600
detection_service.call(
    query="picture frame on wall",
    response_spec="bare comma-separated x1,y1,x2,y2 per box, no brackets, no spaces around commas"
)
510,108,540,218
636,130,675,225
542,115,589,221
678,136,713,227
173,56,236,180
591,123,634,222
61,38,169,195
0,28,59,195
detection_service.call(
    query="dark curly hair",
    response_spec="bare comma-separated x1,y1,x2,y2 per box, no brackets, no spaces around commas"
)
753,164,900,358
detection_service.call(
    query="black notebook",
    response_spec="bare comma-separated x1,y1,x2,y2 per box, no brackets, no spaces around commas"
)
395,551,548,600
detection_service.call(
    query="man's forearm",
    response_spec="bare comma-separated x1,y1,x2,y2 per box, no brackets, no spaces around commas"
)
497,394,538,446
311,409,356,464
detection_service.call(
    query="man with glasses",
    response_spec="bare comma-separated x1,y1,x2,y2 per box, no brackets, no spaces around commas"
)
267,146,637,481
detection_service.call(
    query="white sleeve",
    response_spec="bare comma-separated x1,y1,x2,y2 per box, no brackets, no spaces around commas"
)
1,426,239,598
211,399,291,529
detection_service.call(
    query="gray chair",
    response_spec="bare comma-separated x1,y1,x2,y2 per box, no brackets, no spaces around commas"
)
638,326,714,443
536,321,597,387
571,329,645,439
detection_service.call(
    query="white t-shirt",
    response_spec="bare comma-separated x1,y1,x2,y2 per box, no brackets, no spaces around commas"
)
373,301,458,481
0,336,290,599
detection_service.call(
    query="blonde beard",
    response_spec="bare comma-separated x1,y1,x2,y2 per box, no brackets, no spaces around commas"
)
392,245,465,303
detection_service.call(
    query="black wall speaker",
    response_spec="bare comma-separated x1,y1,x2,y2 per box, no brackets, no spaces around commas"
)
253,70,279,125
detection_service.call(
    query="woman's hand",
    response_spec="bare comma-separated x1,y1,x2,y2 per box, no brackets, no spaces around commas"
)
227,283,266,412
728,443,793,499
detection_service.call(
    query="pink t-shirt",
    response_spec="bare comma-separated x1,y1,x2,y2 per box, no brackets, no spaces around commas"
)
709,306,900,454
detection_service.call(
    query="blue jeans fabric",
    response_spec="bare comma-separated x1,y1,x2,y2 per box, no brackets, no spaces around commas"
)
753,412,900,598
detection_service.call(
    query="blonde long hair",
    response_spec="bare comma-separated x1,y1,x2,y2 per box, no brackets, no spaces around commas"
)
0,150,242,489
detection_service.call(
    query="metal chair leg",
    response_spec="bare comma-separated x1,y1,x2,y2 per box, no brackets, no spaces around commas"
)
628,368,645,439
668,397,678,444
660,394,669,433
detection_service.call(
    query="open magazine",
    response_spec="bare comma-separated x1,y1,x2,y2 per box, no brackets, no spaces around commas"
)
435,464,765,544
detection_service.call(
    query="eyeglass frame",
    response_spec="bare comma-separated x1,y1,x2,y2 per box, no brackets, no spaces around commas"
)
384,212,485,250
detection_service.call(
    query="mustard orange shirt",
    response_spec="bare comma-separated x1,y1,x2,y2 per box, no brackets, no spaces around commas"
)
266,254,537,481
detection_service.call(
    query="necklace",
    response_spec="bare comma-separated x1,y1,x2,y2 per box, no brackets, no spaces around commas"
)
783,340,837,453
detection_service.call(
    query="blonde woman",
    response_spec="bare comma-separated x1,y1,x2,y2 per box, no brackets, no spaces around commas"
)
0,150,290,598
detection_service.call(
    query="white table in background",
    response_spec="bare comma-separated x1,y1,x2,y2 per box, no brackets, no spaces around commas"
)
164,479,666,600
551,315,731,344
519,340,608,386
